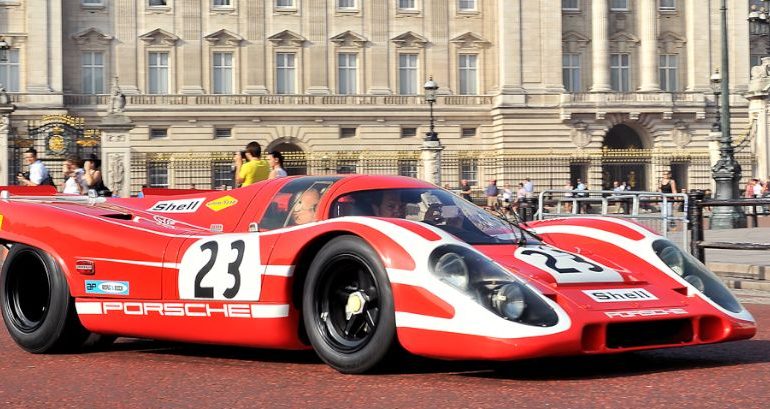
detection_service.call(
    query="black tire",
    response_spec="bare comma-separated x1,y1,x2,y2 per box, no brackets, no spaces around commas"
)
0,244,89,353
302,235,396,374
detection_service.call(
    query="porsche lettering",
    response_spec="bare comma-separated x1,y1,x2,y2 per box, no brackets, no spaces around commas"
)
82,301,289,319
604,308,688,318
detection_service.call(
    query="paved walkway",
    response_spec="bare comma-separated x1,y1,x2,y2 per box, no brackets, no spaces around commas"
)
698,227,770,291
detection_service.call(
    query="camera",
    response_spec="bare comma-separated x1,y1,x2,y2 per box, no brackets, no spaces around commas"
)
240,150,247,160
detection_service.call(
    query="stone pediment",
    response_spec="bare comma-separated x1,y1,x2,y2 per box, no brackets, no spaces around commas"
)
71,27,113,46
139,28,179,46
609,31,640,52
268,30,307,47
204,29,244,46
391,31,428,48
450,32,490,49
658,31,686,53
562,30,591,53
330,30,368,47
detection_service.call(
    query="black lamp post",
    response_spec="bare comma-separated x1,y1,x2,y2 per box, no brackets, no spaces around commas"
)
710,0,746,229
423,76,439,142
0,37,9,63
710,69,721,132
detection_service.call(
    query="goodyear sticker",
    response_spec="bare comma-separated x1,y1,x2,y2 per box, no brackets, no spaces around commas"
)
85,280,130,296
206,195,238,212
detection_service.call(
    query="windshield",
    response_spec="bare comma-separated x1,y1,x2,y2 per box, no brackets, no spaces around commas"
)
330,188,527,245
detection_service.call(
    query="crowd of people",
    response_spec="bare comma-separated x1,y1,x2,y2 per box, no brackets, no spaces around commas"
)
232,141,288,187
16,148,110,196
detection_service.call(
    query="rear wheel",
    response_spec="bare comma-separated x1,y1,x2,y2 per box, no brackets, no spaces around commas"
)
0,244,89,353
302,236,396,374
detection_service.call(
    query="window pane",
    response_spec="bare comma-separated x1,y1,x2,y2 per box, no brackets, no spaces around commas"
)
610,53,630,92
659,0,675,10
460,159,478,185
0,50,21,92
459,54,478,95
338,53,357,94
338,0,355,8
148,52,169,94
659,54,678,92
562,0,579,10
459,0,475,10
399,0,415,9
276,53,296,94
276,0,294,7
213,0,231,6
148,163,169,188
610,0,628,10
213,52,233,94
398,160,418,178
399,54,418,95
562,53,581,92
81,51,105,94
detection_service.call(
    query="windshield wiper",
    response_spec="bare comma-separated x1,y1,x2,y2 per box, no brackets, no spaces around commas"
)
491,207,543,246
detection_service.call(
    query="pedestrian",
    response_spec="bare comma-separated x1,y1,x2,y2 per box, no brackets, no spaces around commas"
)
658,170,677,220
485,179,499,210
460,179,472,202
233,141,270,187
267,150,288,179
523,177,534,198
83,154,111,196
562,179,574,213
61,155,88,195
16,147,52,187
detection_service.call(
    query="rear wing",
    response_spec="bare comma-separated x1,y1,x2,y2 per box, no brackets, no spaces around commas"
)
0,185,58,196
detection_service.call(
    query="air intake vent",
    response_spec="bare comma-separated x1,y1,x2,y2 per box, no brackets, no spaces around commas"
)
606,319,693,349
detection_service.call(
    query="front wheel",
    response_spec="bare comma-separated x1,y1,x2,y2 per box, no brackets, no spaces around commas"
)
0,244,89,353
302,235,396,374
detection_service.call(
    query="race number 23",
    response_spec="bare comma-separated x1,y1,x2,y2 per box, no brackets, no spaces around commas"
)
178,235,263,301
515,245,623,284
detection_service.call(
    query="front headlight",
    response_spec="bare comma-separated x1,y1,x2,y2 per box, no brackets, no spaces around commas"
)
653,240,742,313
429,245,558,326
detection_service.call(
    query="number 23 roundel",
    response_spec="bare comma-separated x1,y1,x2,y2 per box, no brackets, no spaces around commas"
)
178,235,264,301
514,245,623,284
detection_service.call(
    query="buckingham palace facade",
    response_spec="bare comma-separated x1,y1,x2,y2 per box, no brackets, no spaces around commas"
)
1,0,769,197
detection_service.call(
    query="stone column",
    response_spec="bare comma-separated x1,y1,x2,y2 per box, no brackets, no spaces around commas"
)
179,0,204,94
638,0,660,92
366,0,390,94
685,0,711,91
498,0,524,94
243,1,267,94
590,0,611,92
100,115,135,198
114,0,139,94
305,0,330,94
747,57,770,181
0,101,15,186
420,140,444,187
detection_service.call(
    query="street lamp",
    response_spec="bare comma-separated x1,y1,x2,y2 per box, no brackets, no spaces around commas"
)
423,76,439,142
0,37,10,63
710,0,746,229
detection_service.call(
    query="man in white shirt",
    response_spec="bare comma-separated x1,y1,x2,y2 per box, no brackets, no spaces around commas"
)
17,148,51,186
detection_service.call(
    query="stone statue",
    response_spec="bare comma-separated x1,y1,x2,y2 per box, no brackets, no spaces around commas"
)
109,77,126,114
0,87,10,105
749,57,770,94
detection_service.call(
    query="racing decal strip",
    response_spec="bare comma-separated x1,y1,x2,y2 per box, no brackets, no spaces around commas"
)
264,265,294,277
77,257,179,269
75,301,290,319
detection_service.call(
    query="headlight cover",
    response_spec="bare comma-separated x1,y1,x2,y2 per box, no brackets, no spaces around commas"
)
653,240,742,313
429,245,558,327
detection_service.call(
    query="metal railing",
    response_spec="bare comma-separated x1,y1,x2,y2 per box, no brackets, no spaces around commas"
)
537,189,689,249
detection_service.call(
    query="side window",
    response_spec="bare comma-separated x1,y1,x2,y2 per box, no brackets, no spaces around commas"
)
259,179,336,230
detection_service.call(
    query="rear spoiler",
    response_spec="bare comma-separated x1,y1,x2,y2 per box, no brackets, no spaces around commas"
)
0,185,58,196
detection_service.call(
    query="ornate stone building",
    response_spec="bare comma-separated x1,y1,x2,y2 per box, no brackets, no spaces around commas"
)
0,0,767,197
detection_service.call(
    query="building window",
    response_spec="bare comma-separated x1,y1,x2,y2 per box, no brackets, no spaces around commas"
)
751,54,764,72
147,163,169,188
212,52,233,94
338,0,355,8
458,0,476,11
212,162,234,189
340,127,357,138
338,53,357,95
398,160,418,178
659,0,675,11
401,127,417,138
337,161,357,174
562,0,579,10
460,159,478,186
398,54,418,95
563,53,581,92
150,128,168,138
82,0,104,6
461,127,477,138
81,51,105,94
148,51,169,94
659,54,678,92
212,0,232,7
276,0,294,8
214,128,231,138
610,0,628,11
398,0,415,9
148,0,168,6
276,52,296,94
458,54,478,95
610,53,630,92
0,49,20,92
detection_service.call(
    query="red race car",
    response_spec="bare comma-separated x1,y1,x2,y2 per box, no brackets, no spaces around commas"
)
0,175,756,373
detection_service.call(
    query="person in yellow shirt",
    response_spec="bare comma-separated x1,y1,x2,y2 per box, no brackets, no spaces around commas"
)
233,141,270,187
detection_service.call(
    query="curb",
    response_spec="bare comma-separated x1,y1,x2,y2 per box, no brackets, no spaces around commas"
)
707,262,767,281
720,277,770,292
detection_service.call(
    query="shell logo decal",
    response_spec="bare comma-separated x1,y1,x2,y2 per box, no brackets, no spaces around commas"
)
206,195,238,212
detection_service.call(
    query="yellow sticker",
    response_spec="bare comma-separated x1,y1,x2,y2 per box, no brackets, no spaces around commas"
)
206,195,238,212
0,214,3,230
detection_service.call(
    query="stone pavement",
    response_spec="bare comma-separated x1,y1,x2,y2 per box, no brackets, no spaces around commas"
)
701,227,770,292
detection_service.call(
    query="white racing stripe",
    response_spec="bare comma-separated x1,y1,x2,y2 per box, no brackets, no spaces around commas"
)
77,257,179,269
